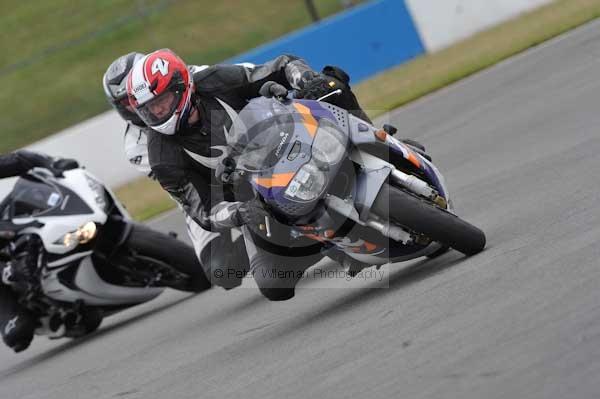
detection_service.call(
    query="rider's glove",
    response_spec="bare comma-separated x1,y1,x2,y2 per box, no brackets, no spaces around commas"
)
298,70,321,89
16,150,77,178
52,158,79,173
296,65,352,100
259,81,288,99
234,198,271,229
295,73,341,100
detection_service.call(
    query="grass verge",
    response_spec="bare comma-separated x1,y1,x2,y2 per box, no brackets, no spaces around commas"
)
117,0,600,221
114,177,175,221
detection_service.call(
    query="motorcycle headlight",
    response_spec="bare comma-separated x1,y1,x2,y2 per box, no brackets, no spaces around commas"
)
285,162,327,202
54,221,97,249
311,121,347,166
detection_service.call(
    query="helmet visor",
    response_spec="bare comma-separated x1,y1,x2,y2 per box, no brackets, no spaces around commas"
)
136,86,184,126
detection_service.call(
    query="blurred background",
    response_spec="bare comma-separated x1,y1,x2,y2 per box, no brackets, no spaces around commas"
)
2,0,598,217
0,0,363,154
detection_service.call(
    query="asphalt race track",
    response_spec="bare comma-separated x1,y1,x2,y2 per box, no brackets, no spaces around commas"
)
2,20,600,399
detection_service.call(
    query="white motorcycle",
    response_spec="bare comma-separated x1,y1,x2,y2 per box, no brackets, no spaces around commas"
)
0,167,208,340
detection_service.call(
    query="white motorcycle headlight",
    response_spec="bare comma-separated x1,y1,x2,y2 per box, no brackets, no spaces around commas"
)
55,221,98,249
311,122,347,166
285,162,327,202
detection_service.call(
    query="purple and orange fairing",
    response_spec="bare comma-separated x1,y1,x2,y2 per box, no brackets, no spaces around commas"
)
250,100,337,201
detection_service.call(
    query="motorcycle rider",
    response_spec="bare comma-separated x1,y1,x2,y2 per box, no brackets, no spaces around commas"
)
103,52,248,290
102,52,153,178
126,49,378,300
0,150,78,352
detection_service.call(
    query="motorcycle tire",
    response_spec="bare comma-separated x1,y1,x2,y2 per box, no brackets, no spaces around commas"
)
372,184,486,256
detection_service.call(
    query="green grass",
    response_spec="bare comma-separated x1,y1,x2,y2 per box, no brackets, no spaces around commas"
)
0,0,349,153
115,0,600,221
114,177,175,221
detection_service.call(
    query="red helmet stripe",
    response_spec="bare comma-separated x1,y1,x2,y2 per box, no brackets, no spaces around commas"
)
125,48,192,135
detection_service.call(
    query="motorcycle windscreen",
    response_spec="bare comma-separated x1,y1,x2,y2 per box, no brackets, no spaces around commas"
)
233,99,297,172
3,177,63,218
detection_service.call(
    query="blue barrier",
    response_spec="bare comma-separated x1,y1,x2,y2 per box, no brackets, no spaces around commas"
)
228,0,425,84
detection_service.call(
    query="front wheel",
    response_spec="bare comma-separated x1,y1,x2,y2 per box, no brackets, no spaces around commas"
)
124,223,211,292
371,184,486,256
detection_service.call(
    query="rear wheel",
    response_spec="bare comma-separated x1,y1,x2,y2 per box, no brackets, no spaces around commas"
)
372,184,486,256
124,223,211,292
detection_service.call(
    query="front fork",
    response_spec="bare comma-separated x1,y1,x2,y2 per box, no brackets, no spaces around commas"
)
350,149,447,213
324,148,448,245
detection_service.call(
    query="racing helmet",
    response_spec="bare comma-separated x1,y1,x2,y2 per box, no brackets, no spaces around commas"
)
102,52,145,127
126,49,194,135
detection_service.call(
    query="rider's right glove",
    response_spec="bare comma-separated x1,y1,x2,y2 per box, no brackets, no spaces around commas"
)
259,81,288,99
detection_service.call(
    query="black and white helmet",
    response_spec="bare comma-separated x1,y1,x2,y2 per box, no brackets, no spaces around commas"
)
102,52,145,127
